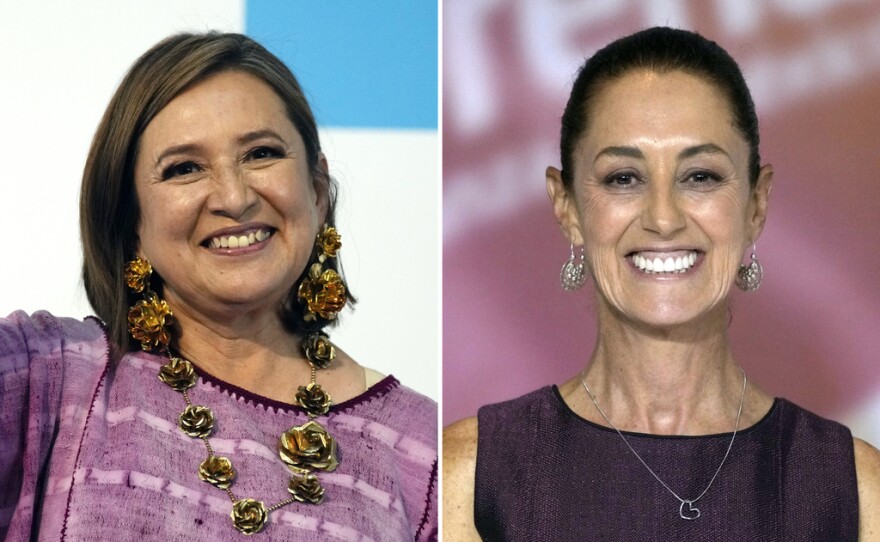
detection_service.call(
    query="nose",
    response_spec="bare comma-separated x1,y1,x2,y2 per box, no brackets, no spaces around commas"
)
208,164,258,219
641,183,686,237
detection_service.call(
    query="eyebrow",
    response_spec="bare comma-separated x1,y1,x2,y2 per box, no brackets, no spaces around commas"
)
154,143,201,167
593,143,730,165
153,129,288,167
677,143,729,160
237,129,286,146
593,146,644,164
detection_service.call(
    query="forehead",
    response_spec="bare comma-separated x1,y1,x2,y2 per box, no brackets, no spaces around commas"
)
173,70,284,114
580,70,742,155
141,70,292,144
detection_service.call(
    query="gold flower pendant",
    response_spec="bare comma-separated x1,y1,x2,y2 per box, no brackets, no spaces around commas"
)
278,420,338,473
230,498,268,535
288,472,325,504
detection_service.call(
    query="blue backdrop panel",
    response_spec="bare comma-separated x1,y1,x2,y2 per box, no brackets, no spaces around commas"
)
246,1,437,129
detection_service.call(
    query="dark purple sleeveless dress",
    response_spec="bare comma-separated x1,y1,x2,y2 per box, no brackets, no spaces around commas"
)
475,386,858,541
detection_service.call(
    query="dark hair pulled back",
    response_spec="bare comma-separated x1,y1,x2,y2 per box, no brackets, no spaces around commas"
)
559,27,760,188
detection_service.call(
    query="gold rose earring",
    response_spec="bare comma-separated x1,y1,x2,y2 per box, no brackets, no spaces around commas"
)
297,225,347,321
125,256,173,350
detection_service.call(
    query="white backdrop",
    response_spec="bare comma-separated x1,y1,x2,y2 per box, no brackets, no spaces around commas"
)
0,1,438,400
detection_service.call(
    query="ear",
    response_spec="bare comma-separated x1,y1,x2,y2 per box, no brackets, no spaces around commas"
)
314,152,331,222
133,227,144,260
747,163,773,244
546,166,584,245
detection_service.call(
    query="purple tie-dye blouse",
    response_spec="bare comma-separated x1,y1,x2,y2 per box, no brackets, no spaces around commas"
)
0,311,437,541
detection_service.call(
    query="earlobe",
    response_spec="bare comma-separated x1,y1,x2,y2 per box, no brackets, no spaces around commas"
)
546,166,584,245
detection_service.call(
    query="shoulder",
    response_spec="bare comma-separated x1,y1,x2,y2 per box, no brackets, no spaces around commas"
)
379,378,437,423
478,385,556,421
444,416,478,462
443,417,481,542
1,310,62,352
1,310,106,367
3,310,105,340
775,398,854,446
388,378,437,407
345,376,437,449
351,372,435,409
854,437,880,540
443,417,478,488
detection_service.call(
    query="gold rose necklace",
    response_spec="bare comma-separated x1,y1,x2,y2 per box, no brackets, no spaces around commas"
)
126,226,348,535
579,368,746,521
158,336,339,535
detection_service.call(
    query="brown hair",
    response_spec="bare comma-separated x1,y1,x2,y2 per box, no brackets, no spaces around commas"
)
80,32,354,352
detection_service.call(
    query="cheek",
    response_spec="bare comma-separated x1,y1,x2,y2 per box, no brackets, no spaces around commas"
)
135,190,200,256
577,192,636,251
260,163,321,215
691,191,751,248
272,185,319,228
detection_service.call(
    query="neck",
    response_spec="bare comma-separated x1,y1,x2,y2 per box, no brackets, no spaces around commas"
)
582,302,747,435
167,298,312,396
161,295,367,405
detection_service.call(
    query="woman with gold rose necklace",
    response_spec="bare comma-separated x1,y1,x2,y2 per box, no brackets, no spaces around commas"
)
0,33,437,539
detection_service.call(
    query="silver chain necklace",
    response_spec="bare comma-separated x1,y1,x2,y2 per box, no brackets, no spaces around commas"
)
579,368,747,520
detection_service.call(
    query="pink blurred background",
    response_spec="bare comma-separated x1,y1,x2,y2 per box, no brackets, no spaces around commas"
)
442,0,880,446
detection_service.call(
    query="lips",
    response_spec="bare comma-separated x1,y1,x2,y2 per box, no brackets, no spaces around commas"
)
630,250,700,274
205,228,274,249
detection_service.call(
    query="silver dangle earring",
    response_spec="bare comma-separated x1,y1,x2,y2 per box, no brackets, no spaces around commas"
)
735,244,763,292
560,243,587,291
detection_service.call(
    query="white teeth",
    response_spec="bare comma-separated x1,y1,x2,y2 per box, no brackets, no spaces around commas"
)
210,229,272,250
632,251,699,274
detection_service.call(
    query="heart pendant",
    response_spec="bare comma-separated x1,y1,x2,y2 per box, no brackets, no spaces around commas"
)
679,500,700,520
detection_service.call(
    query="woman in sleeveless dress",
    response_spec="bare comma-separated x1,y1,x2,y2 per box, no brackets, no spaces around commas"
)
444,27,879,541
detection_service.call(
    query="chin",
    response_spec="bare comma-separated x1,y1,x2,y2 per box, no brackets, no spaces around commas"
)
209,283,294,309
626,300,729,331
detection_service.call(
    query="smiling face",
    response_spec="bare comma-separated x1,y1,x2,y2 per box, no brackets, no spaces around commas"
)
134,70,326,319
548,70,772,329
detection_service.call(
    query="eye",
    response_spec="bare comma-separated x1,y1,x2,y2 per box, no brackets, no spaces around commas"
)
161,161,202,180
246,146,284,160
603,172,640,188
683,170,722,185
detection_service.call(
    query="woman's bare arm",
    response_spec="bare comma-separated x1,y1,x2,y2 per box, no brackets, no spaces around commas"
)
855,438,880,541
443,417,481,541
